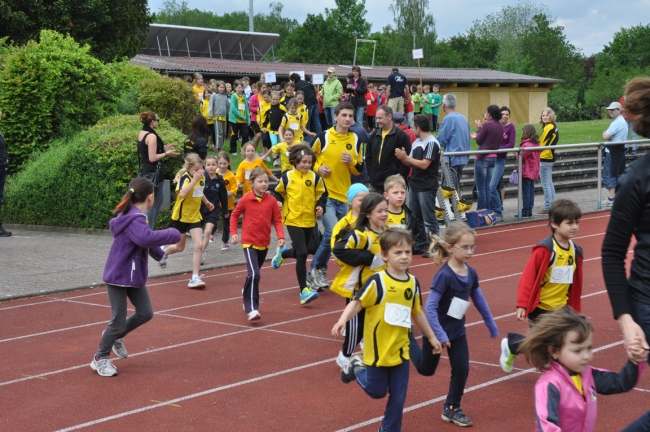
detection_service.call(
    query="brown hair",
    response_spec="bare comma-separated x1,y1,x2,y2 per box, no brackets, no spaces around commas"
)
113,177,154,215
548,199,581,232
624,77,650,138
540,107,557,125
383,174,407,193
429,222,476,265
139,111,157,125
248,166,269,184
380,228,414,252
287,97,299,108
520,308,593,371
240,141,257,158
521,125,540,144
352,193,387,232
285,82,295,90
189,114,208,141
217,151,231,170
288,144,314,166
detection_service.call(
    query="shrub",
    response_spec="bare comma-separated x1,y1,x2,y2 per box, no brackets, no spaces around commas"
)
109,62,161,115
0,30,119,170
137,77,200,134
0,115,185,229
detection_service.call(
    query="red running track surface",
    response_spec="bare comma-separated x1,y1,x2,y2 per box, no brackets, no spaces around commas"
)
1,212,648,431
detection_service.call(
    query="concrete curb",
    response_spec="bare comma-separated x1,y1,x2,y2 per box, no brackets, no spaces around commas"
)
3,224,112,236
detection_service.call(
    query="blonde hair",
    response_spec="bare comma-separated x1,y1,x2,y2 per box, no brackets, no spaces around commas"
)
540,107,557,125
429,222,476,265
271,90,281,99
193,73,203,84
248,167,269,184
624,77,650,138
384,174,407,192
240,141,257,158
174,153,203,183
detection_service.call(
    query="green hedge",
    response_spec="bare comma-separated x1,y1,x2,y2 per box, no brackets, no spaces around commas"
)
1,115,185,229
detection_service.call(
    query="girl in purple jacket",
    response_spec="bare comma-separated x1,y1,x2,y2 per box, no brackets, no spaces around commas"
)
91,178,181,377
520,308,643,432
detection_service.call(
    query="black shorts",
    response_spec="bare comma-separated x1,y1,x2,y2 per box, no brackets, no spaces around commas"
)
172,220,202,234
204,217,218,226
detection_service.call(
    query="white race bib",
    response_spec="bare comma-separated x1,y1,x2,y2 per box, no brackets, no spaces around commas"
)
447,297,471,320
367,99,371,105
238,103,245,111
192,186,204,198
290,122,299,130
550,266,574,284
244,170,251,180
384,302,411,328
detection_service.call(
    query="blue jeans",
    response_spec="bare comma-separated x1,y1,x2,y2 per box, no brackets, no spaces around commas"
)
356,360,410,432
310,198,349,270
490,158,506,217
324,107,336,129
474,157,496,211
540,161,555,211
450,164,465,190
307,104,322,136
410,189,439,251
522,178,535,216
354,106,365,126
602,151,617,189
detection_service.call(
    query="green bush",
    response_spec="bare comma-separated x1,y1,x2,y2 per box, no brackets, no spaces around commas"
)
0,115,185,229
0,30,119,170
137,77,199,134
109,63,160,115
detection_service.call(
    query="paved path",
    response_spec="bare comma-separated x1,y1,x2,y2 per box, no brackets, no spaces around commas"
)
0,187,610,300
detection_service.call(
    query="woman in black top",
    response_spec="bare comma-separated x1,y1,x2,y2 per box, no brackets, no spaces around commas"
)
602,77,650,430
183,114,209,160
137,111,180,229
347,65,368,127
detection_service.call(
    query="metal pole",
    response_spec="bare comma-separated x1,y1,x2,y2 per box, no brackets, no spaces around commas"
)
517,149,523,221
157,36,162,56
208,40,212,58
240,42,243,61
353,40,358,66
272,45,275,62
249,0,254,32
219,40,223,59
371,41,376,67
166,36,170,57
186,37,190,57
597,145,603,210
252,43,256,61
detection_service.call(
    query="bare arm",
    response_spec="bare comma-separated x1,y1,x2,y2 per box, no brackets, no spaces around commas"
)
331,299,363,336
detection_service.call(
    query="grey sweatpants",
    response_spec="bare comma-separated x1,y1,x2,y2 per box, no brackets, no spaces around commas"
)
95,284,154,358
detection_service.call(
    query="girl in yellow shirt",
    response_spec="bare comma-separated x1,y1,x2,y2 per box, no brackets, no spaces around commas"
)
235,142,278,196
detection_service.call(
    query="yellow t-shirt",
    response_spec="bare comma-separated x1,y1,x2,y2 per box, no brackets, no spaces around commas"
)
270,142,293,172
201,100,213,125
538,238,577,311
356,271,423,367
221,170,238,210
298,103,309,125
281,112,305,143
259,99,271,127
378,128,390,163
273,169,326,228
192,85,204,100
235,94,247,124
331,211,357,249
312,127,363,203
386,209,407,229
172,173,204,223
235,158,273,196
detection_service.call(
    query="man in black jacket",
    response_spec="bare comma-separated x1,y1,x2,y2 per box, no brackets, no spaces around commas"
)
0,109,10,237
365,105,411,194
290,73,322,137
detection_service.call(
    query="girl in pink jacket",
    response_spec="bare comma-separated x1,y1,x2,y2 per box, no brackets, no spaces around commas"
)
520,125,541,217
520,308,643,432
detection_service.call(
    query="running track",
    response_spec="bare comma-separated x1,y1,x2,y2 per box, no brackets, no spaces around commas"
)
1,213,648,431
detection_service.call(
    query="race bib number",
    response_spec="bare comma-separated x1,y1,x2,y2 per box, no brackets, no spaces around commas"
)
290,122,299,130
238,103,245,111
244,170,251,180
384,303,411,328
367,99,371,105
550,266,574,284
447,297,471,320
192,186,204,198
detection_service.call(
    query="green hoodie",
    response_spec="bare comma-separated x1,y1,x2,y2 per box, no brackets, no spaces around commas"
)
321,77,343,108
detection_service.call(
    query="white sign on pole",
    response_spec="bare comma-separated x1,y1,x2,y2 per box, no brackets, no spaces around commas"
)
412,49,424,60
312,74,324,85
290,70,305,80
264,71,277,83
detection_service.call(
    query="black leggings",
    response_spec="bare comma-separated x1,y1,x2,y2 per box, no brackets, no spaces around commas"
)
343,297,365,357
230,122,249,153
507,307,551,354
282,226,313,291
221,214,231,244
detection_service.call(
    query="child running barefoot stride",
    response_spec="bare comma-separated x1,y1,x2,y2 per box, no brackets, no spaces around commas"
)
217,152,238,251
230,167,285,321
409,222,499,427
500,199,583,374
162,154,214,289
92,178,180,377
519,308,643,432
235,142,278,196
332,229,442,432
271,144,327,305
200,156,228,262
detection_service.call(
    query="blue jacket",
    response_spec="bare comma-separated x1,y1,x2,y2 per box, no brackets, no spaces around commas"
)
436,112,470,167
103,206,180,287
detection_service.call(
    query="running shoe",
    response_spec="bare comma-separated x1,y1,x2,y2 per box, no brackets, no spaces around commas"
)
248,310,261,321
442,406,473,427
188,276,206,290
209,236,215,243
159,249,168,269
300,287,318,305
90,357,118,377
340,356,364,384
311,268,329,289
112,338,128,359
221,243,229,251
336,350,350,368
273,158,280,166
500,338,517,374
272,246,287,269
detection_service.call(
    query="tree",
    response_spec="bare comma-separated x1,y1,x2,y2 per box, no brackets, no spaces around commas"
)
385,0,436,66
0,0,152,62
433,31,500,69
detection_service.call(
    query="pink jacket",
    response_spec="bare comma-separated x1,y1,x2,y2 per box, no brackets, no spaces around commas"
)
534,360,642,432
249,95,259,123
520,139,540,180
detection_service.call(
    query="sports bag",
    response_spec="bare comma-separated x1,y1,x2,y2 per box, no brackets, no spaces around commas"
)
465,209,496,228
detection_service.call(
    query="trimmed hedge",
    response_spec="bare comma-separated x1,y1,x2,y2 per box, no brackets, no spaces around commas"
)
0,115,185,229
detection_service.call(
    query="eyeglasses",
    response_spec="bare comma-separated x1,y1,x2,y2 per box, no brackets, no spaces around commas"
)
453,245,476,253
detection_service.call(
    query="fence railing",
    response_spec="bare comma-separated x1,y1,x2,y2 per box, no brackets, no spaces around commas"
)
442,139,650,220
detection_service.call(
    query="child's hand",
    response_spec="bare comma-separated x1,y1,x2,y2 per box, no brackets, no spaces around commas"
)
309,131,316,137
315,206,323,217
516,307,527,321
224,212,229,218
443,341,452,349
193,169,205,181
277,239,285,248
430,337,443,354
331,321,346,337
231,234,239,245
206,202,214,211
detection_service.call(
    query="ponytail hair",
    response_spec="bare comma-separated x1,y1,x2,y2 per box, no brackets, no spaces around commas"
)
113,177,154,215
174,153,203,183
429,222,476,265
351,193,387,231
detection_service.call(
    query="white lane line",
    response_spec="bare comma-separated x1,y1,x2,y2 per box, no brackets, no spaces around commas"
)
478,214,609,236
0,321,108,344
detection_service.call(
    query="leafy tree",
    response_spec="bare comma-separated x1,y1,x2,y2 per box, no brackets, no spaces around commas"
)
384,0,436,66
0,0,152,62
433,31,500,69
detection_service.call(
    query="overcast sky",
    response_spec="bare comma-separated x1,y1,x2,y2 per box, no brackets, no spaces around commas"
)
148,0,649,56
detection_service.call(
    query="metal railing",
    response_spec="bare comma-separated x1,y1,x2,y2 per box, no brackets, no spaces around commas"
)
442,138,650,221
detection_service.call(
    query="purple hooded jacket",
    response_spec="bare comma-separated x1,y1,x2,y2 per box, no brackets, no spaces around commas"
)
103,206,181,287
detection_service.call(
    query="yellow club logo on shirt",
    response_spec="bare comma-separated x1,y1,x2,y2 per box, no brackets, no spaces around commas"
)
305,179,312,186
404,287,413,301
346,144,352,150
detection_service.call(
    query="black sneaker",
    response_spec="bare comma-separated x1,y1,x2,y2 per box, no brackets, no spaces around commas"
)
442,406,473,427
340,356,364,384
0,227,11,237
422,250,431,258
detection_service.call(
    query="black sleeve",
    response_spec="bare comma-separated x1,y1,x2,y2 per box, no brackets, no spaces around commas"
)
592,361,640,395
218,178,228,217
333,231,375,267
397,131,411,181
365,132,375,173
356,78,367,96
196,137,208,161
315,174,328,212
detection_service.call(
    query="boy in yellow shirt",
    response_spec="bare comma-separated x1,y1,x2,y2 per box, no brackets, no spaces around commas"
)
279,98,315,144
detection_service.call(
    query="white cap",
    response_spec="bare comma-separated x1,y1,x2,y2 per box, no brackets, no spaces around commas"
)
606,102,622,110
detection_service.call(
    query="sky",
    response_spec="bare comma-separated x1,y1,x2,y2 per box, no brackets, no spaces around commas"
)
147,0,650,56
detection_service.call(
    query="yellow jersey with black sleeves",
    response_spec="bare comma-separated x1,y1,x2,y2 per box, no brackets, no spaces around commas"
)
331,211,357,249
235,158,273,196
386,209,407,229
259,99,271,128
274,169,327,228
201,99,213,125
172,173,204,223
297,103,309,125
540,123,559,162
222,170,238,210
355,271,423,367
331,227,386,298
281,112,305,142
538,238,577,311
270,142,293,172
312,127,363,203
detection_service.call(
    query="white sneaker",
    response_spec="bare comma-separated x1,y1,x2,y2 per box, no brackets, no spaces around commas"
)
336,350,351,368
209,236,215,243
159,250,168,269
221,243,229,251
273,159,280,166
188,276,206,290
248,310,261,321
90,357,118,377
360,339,364,352
112,338,128,359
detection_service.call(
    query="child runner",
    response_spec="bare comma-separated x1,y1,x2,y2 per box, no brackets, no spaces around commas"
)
91,178,181,377
331,193,389,367
261,128,295,174
200,156,228,261
383,174,417,233
271,144,327,305
201,88,215,148
295,90,309,126
519,308,643,432
278,97,314,144
261,91,287,166
217,151,238,250
258,89,273,158
332,228,442,432
409,222,499,427
208,81,229,152
230,167,285,321
248,82,262,149
228,79,250,155
500,199,583,374
235,141,278,196
161,153,214,289
330,184,369,250
519,125,541,218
